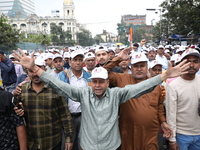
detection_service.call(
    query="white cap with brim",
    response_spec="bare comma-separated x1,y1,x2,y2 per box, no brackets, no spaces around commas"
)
176,46,185,53
95,46,108,54
165,50,170,53
181,49,200,61
131,52,148,64
53,54,63,60
43,53,54,60
35,58,45,66
84,52,95,60
89,67,108,79
9,55,15,59
149,60,163,68
63,52,70,58
22,50,28,54
158,45,164,49
70,50,84,59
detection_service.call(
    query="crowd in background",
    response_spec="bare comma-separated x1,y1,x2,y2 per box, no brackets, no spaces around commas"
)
0,39,200,150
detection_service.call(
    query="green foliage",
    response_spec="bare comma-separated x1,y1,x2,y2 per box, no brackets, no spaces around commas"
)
117,21,152,44
94,35,104,45
50,23,75,46
0,14,20,50
20,33,51,45
159,0,200,36
76,28,94,46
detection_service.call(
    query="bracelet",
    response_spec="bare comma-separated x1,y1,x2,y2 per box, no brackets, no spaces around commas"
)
169,141,176,145
34,68,40,74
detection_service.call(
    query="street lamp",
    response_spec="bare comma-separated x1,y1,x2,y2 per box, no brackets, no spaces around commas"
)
146,8,162,41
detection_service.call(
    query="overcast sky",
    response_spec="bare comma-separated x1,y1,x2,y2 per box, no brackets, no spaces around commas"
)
35,0,164,36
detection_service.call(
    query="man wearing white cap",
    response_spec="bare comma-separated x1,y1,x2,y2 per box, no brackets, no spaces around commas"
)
83,52,96,73
58,50,91,150
63,52,71,69
50,54,65,78
149,60,163,77
43,53,54,73
156,45,168,70
147,48,157,69
13,48,190,150
166,49,200,150
104,50,173,150
95,46,123,87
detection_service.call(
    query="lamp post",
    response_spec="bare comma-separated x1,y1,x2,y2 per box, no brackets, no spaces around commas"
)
146,8,162,41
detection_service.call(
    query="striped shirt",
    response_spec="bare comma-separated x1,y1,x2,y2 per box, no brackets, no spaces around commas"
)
18,82,73,150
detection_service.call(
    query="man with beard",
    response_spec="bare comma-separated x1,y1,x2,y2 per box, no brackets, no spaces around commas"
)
166,49,200,150
50,54,65,78
95,46,123,73
95,46,123,88
14,58,73,150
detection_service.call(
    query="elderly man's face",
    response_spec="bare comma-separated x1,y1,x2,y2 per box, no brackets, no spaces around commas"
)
149,65,162,77
91,78,109,99
131,61,148,80
69,55,84,72
85,57,96,71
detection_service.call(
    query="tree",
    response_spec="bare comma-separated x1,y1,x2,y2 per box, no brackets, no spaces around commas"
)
117,21,128,44
0,14,20,51
160,0,200,36
94,35,104,45
20,33,51,45
76,28,94,46
50,23,75,46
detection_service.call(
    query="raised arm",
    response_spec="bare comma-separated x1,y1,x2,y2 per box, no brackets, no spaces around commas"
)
12,49,84,101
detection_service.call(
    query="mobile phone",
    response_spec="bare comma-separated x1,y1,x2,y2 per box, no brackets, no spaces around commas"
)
11,97,22,109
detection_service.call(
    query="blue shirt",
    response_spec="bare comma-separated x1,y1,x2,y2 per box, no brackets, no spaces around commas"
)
0,58,17,85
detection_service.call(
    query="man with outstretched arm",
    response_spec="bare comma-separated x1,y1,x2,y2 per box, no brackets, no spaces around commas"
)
13,49,190,150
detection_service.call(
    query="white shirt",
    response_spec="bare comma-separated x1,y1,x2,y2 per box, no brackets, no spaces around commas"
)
68,72,88,113
156,55,168,70
166,76,200,141
50,71,60,79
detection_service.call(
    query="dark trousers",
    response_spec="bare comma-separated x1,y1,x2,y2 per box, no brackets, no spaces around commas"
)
52,141,62,150
71,114,81,150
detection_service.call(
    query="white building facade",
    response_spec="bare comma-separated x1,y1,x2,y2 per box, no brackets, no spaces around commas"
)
8,0,84,41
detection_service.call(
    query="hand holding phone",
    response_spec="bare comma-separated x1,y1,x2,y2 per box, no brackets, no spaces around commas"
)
12,97,23,109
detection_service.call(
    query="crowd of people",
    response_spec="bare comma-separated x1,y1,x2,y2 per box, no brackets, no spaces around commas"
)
0,39,200,150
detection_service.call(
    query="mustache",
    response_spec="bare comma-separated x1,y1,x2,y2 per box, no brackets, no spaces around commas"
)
32,76,39,79
188,67,196,71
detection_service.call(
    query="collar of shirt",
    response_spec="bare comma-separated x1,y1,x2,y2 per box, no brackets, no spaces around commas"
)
70,70,83,79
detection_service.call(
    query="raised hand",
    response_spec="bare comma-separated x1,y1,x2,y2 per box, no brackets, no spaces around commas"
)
160,60,190,80
165,59,190,78
12,48,35,70
118,47,132,60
